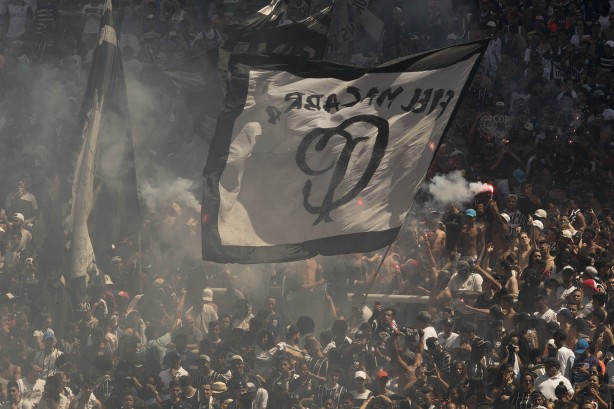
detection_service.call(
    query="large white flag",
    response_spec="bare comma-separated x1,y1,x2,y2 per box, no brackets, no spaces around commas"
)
202,41,487,263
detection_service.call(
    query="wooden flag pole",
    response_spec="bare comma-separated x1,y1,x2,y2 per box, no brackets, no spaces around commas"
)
362,242,394,306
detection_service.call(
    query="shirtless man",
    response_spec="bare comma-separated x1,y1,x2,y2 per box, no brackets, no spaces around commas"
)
578,228,604,260
292,258,325,319
537,238,556,272
425,211,447,267
425,272,452,318
459,209,484,263
391,330,423,396
516,231,533,271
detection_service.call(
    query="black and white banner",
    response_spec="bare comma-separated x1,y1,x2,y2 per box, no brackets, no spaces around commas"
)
202,41,487,263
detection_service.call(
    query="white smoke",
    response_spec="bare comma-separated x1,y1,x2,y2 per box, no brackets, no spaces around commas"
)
426,170,492,206
140,176,201,213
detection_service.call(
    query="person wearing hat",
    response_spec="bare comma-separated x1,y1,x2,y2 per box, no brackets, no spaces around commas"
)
571,340,600,385
349,371,372,408
437,317,460,352
33,330,63,378
210,380,228,397
425,337,452,383
534,357,573,401
226,355,258,393
9,212,32,251
459,208,484,263
193,355,226,392
448,260,483,303
185,288,218,337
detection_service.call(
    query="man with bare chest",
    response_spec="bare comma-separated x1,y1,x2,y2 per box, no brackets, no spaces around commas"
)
459,209,484,263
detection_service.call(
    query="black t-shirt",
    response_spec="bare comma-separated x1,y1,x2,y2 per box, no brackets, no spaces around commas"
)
161,398,192,409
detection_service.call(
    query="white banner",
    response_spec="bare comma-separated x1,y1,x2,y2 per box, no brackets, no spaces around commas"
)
217,55,479,247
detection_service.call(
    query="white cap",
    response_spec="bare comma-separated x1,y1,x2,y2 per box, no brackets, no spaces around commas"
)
104,275,114,285
202,288,213,302
605,40,614,47
486,21,497,27
532,220,544,230
533,209,547,218
501,213,511,223
562,230,573,239
354,371,367,379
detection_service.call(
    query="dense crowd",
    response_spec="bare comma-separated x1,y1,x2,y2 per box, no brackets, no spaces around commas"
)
3,0,614,408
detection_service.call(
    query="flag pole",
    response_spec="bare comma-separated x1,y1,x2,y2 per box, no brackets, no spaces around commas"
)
362,242,394,306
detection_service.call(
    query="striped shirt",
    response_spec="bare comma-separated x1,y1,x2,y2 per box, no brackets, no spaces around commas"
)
313,384,347,409
507,389,531,409
192,371,226,389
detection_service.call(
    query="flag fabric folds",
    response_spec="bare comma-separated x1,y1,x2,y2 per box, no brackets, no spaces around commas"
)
202,40,488,264
68,0,140,280
218,1,333,95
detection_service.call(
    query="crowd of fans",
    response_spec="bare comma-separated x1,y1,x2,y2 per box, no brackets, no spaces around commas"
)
2,0,614,408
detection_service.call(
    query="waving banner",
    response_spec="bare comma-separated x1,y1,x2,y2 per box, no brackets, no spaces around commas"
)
202,41,487,263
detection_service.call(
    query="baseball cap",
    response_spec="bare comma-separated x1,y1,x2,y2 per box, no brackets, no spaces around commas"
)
513,168,527,183
43,330,56,341
354,371,367,379
201,288,213,302
465,208,477,218
486,21,497,28
376,370,389,379
104,275,114,285
574,338,589,354
500,213,511,223
546,339,557,349
245,382,257,393
426,337,440,349
229,355,244,363
606,40,614,48
583,279,599,291
562,230,573,239
12,213,24,222
532,220,544,230
198,354,211,363
557,308,573,320
534,209,547,218
584,266,598,279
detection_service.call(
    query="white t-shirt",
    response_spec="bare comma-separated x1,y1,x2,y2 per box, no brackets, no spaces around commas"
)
422,326,438,350
535,373,572,401
448,273,483,293
17,378,45,408
556,346,575,380
534,309,557,323
437,332,461,352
